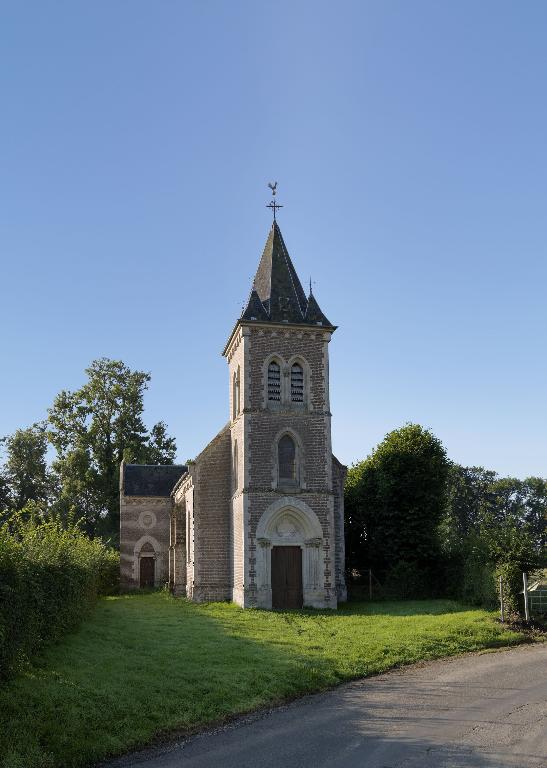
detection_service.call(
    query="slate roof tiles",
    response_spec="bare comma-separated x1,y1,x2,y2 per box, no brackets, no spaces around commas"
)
241,221,333,329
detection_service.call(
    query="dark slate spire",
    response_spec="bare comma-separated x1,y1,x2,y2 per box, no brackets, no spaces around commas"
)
235,220,335,332
252,221,308,323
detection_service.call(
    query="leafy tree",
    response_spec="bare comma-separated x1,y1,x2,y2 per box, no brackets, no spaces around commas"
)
443,464,546,610
346,424,449,591
48,358,176,540
520,476,547,545
444,465,546,555
445,465,497,539
0,424,52,516
145,421,177,465
0,472,10,519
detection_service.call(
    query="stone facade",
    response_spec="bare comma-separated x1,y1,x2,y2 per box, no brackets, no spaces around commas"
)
223,323,340,608
119,219,347,608
119,496,171,589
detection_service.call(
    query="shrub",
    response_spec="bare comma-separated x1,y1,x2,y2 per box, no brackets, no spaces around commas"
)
461,559,498,609
381,561,443,600
0,512,119,679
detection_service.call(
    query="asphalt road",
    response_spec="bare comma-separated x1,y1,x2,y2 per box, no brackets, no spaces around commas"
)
106,644,547,768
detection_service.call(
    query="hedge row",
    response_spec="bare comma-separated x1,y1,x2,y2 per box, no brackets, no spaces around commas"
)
0,515,119,679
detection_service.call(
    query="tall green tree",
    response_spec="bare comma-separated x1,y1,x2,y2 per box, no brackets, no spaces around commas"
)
443,464,546,609
48,358,176,540
0,424,52,517
444,464,546,553
444,465,497,539
345,423,449,591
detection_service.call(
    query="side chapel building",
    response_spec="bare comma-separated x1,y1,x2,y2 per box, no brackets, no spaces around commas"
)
120,218,347,609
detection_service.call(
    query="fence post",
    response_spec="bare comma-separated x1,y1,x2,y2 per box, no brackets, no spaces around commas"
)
499,575,504,623
369,568,373,600
523,572,530,622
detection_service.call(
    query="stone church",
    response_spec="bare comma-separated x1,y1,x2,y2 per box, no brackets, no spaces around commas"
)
120,217,347,609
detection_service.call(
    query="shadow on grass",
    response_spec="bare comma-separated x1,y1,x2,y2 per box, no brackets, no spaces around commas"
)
0,594,337,768
294,598,476,618
0,593,524,768
102,658,545,768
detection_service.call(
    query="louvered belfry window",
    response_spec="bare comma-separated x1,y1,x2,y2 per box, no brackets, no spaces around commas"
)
267,361,281,401
290,363,304,403
278,435,296,483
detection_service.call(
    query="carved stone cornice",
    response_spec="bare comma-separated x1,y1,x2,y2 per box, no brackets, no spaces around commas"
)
244,486,335,496
225,325,248,362
121,497,172,506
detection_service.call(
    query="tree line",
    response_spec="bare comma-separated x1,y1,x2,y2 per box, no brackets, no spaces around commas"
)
345,424,546,612
0,358,177,543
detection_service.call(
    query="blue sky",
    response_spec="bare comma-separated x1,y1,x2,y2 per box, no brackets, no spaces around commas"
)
1,1,546,478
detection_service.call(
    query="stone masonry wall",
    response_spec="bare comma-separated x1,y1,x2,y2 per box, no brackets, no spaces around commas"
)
228,329,248,605
227,323,338,608
119,495,172,589
190,425,232,601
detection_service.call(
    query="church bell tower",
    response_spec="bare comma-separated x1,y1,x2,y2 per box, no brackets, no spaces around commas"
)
222,206,346,609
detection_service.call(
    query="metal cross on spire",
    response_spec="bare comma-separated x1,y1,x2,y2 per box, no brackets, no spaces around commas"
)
266,181,283,220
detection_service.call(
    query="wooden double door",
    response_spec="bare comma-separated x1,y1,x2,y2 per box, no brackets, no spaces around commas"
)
139,556,155,588
271,546,303,609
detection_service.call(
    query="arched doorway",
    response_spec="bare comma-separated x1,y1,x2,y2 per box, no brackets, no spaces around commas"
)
139,541,155,587
255,497,326,609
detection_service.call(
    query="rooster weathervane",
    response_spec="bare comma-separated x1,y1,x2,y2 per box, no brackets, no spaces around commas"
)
267,181,283,220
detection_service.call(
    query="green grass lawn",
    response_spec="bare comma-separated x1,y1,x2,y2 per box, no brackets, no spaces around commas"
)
0,593,527,768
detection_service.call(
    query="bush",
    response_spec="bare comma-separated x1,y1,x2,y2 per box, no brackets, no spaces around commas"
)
461,559,498,608
381,562,442,600
0,513,119,679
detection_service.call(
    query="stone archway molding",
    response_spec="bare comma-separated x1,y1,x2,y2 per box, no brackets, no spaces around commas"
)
133,534,162,587
134,534,161,557
255,497,327,609
256,496,323,541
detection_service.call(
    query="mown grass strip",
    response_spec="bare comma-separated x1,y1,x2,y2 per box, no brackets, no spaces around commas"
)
0,592,526,768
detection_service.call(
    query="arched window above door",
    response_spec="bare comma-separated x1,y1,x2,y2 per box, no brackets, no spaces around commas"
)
278,434,297,487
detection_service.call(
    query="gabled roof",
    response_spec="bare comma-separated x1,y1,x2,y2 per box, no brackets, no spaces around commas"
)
239,221,334,329
122,464,187,497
